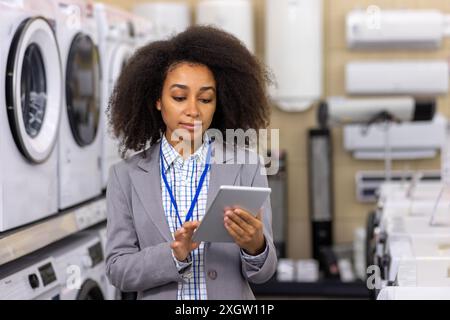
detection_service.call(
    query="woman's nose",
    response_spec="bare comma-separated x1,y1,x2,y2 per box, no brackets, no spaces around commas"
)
185,99,200,117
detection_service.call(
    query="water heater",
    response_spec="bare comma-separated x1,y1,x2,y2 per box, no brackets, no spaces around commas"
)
196,0,254,53
132,2,191,41
266,0,323,112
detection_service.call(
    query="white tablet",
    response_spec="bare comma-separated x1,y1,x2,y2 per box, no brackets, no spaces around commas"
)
192,185,271,243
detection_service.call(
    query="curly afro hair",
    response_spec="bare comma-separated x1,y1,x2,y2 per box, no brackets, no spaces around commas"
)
107,25,272,158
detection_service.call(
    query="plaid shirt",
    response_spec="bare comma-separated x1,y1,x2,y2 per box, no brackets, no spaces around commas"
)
160,135,268,300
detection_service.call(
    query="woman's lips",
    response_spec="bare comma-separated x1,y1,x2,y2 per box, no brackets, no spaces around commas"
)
179,123,201,131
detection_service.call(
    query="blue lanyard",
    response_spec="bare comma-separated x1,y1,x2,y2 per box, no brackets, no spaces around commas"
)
160,140,212,227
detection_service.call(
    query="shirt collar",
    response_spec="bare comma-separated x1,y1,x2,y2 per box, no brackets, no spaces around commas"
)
161,133,211,172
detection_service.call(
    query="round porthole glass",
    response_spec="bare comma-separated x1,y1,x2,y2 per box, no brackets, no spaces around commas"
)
20,43,47,138
66,33,101,147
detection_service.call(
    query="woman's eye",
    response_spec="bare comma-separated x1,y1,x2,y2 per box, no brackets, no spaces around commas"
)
173,97,186,102
200,99,212,104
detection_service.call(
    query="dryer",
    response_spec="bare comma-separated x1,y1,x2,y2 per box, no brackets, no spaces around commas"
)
51,231,108,300
54,0,103,210
0,255,61,300
93,223,120,300
0,0,62,231
131,13,154,51
94,3,134,189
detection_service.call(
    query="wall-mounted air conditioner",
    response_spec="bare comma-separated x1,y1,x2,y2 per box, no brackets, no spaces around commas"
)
344,113,447,160
346,61,449,96
266,0,323,112
347,9,450,50
196,0,254,53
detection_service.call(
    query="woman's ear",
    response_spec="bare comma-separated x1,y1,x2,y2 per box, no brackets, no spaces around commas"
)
156,100,161,111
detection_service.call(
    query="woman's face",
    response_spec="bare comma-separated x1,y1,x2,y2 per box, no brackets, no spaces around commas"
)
157,62,216,148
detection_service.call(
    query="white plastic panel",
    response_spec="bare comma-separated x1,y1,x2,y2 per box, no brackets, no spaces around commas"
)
196,0,254,53
378,287,450,300
346,61,449,96
344,114,447,160
347,9,447,49
132,2,190,41
266,0,323,112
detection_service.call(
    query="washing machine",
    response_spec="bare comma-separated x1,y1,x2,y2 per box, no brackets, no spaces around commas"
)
94,3,135,190
92,223,120,300
0,255,61,300
51,231,108,300
0,0,62,232
132,2,182,44
54,0,103,210
131,13,154,51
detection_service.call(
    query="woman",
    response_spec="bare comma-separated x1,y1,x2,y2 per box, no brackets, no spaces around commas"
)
105,25,277,300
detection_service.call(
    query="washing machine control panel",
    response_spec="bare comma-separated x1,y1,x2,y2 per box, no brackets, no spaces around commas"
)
28,274,40,289
0,258,59,299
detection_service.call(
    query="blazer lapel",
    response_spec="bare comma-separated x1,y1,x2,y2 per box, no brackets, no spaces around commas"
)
130,143,173,242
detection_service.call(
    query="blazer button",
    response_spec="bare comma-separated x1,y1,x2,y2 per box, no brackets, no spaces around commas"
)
207,270,217,280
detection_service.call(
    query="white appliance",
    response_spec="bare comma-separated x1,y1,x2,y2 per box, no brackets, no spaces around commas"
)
196,0,254,53
378,287,450,300
52,232,108,300
132,2,190,41
378,180,444,204
384,235,450,284
344,113,447,160
396,258,450,287
0,0,62,231
347,9,450,50
381,196,450,218
320,96,436,125
266,0,323,112
0,256,60,300
94,3,134,189
346,61,449,96
383,216,450,237
55,0,102,209
131,13,155,50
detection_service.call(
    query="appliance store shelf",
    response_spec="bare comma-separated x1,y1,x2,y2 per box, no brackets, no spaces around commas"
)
0,196,106,267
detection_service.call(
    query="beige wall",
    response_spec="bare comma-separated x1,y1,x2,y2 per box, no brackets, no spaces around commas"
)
98,0,450,259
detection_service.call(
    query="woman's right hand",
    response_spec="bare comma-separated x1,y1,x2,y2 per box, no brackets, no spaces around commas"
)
170,221,201,261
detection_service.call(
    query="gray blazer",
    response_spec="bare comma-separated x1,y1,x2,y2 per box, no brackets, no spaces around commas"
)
105,140,277,300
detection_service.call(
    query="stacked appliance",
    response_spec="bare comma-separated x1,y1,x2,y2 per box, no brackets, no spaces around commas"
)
52,231,108,300
0,255,61,300
132,2,190,41
367,178,450,299
131,13,154,51
94,3,135,189
196,0,254,53
0,230,108,300
0,0,63,232
54,0,103,210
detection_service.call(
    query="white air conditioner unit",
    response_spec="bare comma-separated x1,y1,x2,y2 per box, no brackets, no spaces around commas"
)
266,0,323,112
347,9,450,49
346,61,449,96
196,0,254,53
344,113,447,160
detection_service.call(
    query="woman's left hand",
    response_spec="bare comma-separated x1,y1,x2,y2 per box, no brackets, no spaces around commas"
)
224,207,266,256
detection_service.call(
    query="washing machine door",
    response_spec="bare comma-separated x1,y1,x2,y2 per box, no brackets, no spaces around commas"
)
6,17,62,163
66,33,101,147
76,279,105,300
